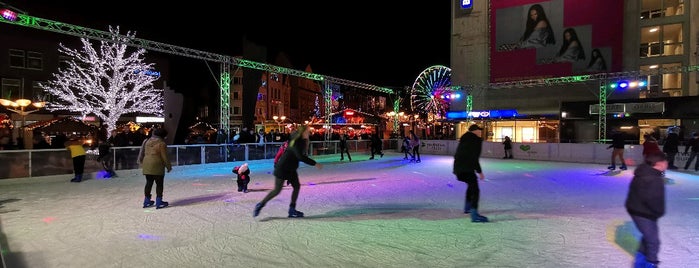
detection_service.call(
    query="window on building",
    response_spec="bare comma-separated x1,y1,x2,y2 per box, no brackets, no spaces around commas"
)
27,51,43,70
640,23,682,57
640,63,682,98
58,55,71,70
1,78,22,99
233,91,239,100
640,0,684,20
522,127,536,142
9,49,25,68
32,81,47,101
233,76,242,85
233,106,240,115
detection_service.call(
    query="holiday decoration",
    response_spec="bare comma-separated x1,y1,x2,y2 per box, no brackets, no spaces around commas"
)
40,26,164,137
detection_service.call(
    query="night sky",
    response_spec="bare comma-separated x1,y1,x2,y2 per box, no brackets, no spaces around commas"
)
9,1,452,88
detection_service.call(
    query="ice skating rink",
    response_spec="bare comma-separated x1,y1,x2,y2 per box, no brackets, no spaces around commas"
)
1,153,698,268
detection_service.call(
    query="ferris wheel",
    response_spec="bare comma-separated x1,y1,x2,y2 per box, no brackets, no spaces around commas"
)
410,65,452,120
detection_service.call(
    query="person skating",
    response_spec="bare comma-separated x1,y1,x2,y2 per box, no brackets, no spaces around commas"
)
663,126,680,170
137,128,172,209
233,163,251,193
502,136,513,159
253,125,323,218
369,132,384,160
607,128,627,170
625,152,667,268
338,130,352,162
453,124,488,222
402,136,414,160
410,131,421,163
65,136,86,182
683,132,699,171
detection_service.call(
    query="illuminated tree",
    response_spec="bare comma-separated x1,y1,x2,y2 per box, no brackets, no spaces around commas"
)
40,26,163,137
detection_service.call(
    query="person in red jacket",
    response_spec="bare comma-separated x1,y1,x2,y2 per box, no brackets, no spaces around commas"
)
642,133,662,158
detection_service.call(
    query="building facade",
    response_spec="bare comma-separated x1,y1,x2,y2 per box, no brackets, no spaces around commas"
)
451,0,699,144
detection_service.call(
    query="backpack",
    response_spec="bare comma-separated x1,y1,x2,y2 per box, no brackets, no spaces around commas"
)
274,141,289,165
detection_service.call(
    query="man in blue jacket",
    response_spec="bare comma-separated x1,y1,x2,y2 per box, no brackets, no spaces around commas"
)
625,151,667,268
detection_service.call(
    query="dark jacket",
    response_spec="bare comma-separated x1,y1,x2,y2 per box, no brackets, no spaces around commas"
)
608,132,624,149
339,134,348,149
625,164,665,220
453,131,483,175
662,133,679,153
273,138,316,178
503,138,512,150
685,137,699,153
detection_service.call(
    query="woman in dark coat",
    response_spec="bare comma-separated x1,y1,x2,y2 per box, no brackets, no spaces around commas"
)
502,136,513,159
253,125,323,218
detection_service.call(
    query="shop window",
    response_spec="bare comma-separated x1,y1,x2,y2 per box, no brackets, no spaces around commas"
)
522,127,536,142
500,127,513,142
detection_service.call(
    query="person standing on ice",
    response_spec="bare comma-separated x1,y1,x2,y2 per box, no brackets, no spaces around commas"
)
137,128,172,209
253,125,323,218
453,124,488,222
625,151,667,268
607,128,627,170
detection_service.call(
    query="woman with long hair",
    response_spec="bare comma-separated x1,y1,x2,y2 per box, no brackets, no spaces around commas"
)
555,28,586,62
586,48,607,72
518,4,556,48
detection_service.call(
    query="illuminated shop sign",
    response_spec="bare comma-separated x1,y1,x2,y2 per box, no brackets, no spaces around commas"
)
446,109,518,119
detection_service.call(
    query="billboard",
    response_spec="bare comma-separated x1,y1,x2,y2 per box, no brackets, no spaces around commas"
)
490,0,623,83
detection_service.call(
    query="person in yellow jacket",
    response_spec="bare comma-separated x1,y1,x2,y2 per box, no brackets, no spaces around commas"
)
65,136,86,182
137,128,172,209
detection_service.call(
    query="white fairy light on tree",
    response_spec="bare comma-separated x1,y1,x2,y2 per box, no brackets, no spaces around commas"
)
40,26,163,137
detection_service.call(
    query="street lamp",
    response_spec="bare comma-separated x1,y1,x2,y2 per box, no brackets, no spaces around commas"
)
0,98,45,149
386,111,403,138
0,98,45,136
272,115,286,131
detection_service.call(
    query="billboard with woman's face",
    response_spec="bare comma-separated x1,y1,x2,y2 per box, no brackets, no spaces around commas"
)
490,0,623,83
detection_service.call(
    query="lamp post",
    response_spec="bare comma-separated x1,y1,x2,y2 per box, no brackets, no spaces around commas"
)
386,111,403,138
272,115,286,132
0,98,45,139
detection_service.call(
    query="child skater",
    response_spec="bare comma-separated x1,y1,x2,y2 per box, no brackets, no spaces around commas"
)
233,163,251,193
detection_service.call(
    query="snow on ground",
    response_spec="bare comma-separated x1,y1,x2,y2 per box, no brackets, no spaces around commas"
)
1,153,698,268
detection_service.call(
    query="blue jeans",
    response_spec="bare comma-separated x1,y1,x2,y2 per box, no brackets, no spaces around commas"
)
631,215,660,265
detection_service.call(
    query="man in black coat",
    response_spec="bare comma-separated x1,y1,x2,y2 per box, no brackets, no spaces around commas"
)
453,124,488,223
625,152,667,267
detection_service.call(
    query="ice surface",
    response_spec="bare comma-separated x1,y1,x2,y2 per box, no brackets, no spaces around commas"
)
1,153,698,268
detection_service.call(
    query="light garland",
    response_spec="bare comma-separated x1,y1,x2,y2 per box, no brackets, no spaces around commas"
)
39,26,164,138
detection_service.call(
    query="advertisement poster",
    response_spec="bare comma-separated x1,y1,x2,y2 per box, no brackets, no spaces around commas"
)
490,0,623,82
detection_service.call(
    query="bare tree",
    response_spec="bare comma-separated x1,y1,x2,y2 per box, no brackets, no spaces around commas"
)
40,26,163,137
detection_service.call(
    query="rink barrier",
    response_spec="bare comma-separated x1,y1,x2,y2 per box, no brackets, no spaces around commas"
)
1,139,690,179
0,139,398,179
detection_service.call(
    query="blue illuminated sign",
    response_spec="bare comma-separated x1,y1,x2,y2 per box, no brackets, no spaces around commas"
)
446,109,518,119
461,0,473,9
